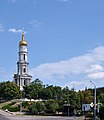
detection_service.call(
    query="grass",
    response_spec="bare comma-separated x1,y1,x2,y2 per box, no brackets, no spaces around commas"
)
0,101,12,109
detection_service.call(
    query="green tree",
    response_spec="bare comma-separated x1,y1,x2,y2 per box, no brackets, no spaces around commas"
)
0,81,21,100
61,86,71,102
98,93,104,104
28,101,46,115
28,102,38,114
99,106,104,120
80,89,93,104
45,99,59,114
43,85,62,100
31,79,43,86
23,79,44,99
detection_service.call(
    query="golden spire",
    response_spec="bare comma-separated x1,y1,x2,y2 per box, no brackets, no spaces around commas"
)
19,32,27,46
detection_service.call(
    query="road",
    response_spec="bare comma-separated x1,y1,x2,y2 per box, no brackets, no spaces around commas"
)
0,114,10,120
0,109,83,120
0,115,84,120
3,116,84,120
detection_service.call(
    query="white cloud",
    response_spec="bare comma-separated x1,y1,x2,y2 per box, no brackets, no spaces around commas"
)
28,20,43,28
85,64,104,73
87,72,104,79
64,80,91,91
30,46,104,90
8,28,26,34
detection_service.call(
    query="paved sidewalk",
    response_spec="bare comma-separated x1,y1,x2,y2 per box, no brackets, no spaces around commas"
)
0,109,13,116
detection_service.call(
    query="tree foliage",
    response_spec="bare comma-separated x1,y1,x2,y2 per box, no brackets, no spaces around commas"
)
28,101,46,115
0,81,21,100
2,79,104,117
45,99,59,113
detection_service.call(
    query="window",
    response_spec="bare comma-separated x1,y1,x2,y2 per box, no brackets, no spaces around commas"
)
24,54,25,60
24,68,26,73
15,79,17,84
24,80,26,85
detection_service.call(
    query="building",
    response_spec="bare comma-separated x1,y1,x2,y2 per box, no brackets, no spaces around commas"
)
13,33,32,90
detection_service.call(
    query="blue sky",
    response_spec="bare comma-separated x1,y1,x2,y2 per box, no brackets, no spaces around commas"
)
1,0,104,90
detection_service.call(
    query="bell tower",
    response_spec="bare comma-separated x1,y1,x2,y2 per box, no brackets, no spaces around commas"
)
13,33,32,90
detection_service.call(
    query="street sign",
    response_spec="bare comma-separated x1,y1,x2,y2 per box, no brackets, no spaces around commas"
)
82,104,91,111
90,102,94,107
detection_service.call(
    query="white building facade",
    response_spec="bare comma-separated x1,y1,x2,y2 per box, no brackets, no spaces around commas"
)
13,33,32,90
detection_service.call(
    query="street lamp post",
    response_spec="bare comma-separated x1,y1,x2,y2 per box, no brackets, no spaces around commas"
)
20,91,22,115
90,81,96,120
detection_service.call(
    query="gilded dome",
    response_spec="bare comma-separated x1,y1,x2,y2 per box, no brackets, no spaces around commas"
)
19,33,27,46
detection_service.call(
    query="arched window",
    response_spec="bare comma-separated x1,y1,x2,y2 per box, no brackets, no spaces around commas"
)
24,68,26,73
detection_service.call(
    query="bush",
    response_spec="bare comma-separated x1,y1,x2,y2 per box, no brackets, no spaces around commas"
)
2,102,16,110
28,101,46,115
8,106,19,112
22,101,29,109
45,99,59,114
2,102,20,112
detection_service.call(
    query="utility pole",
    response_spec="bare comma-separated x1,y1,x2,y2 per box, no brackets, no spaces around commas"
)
90,81,96,120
